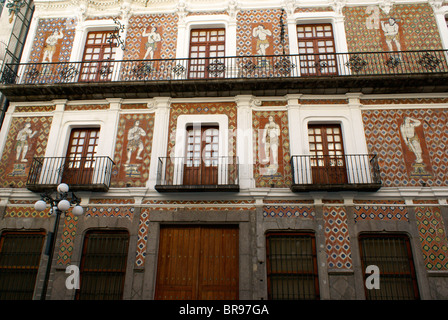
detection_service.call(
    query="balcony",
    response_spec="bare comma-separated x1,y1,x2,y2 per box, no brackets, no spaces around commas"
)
290,154,381,192
155,156,239,192
1,50,447,101
26,156,115,192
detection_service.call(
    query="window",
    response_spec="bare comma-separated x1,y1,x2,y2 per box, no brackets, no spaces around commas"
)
308,123,347,184
359,233,419,300
76,230,129,300
184,125,219,185
189,28,225,79
297,24,337,75
0,231,45,300
63,128,100,185
266,232,319,300
80,31,117,82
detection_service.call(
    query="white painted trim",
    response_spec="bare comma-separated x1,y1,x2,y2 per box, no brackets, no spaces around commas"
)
434,5,448,50
288,11,349,54
175,14,237,59
170,114,229,185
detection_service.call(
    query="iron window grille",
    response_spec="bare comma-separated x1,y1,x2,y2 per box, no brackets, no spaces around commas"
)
266,232,319,300
359,233,419,300
0,231,45,300
76,230,129,300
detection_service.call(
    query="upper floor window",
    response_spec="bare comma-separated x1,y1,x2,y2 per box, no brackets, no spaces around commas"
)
0,231,45,300
80,31,117,82
297,24,337,76
189,28,225,79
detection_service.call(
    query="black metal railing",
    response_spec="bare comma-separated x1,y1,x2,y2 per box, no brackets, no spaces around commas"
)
290,154,381,192
155,156,239,192
2,50,447,85
27,156,115,192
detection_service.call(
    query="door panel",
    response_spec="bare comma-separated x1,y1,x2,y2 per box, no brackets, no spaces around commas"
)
63,128,99,185
80,31,117,82
297,24,337,76
308,124,347,184
184,126,219,185
155,225,239,300
189,29,225,79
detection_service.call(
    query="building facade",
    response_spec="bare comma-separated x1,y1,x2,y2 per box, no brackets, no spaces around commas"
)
0,0,448,300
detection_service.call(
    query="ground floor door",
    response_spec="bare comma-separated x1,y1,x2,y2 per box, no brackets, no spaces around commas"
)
155,225,239,300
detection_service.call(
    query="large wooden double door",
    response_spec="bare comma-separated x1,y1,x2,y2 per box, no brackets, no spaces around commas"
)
155,225,239,300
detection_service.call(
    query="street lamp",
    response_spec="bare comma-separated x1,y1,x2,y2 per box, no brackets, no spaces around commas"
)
34,183,84,300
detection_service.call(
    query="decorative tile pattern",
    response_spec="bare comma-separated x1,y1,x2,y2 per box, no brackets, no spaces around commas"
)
135,209,150,267
252,110,291,188
110,113,155,188
4,206,51,218
14,105,56,112
324,206,352,270
353,200,408,222
64,104,110,111
344,4,442,52
0,116,53,188
263,205,315,218
236,9,289,56
362,98,448,105
57,211,79,266
29,18,76,63
362,108,448,187
121,103,148,109
124,13,178,61
414,202,448,270
84,206,135,220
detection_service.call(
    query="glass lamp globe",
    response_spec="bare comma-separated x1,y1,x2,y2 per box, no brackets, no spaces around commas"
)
72,205,84,216
57,183,69,193
57,199,71,212
34,200,47,212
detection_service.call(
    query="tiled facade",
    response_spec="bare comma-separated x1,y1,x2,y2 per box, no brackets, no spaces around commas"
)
0,0,448,301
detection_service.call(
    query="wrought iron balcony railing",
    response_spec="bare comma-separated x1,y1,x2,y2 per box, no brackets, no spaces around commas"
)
27,156,115,192
155,156,239,192
290,154,381,192
2,50,447,85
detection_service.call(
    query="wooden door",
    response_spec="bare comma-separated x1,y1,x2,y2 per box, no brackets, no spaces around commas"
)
189,29,225,79
184,126,219,186
297,24,337,76
155,225,239,300
80,31,117,82
63,128,99,185
308,124,347,184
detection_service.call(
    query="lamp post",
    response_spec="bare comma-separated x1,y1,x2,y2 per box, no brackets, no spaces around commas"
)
34,183,84,300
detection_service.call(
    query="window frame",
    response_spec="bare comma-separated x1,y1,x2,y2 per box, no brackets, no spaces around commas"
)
358,233,420,300
265,231,320,300
75,229,130,300
0,230,45,300
296,23,338,76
